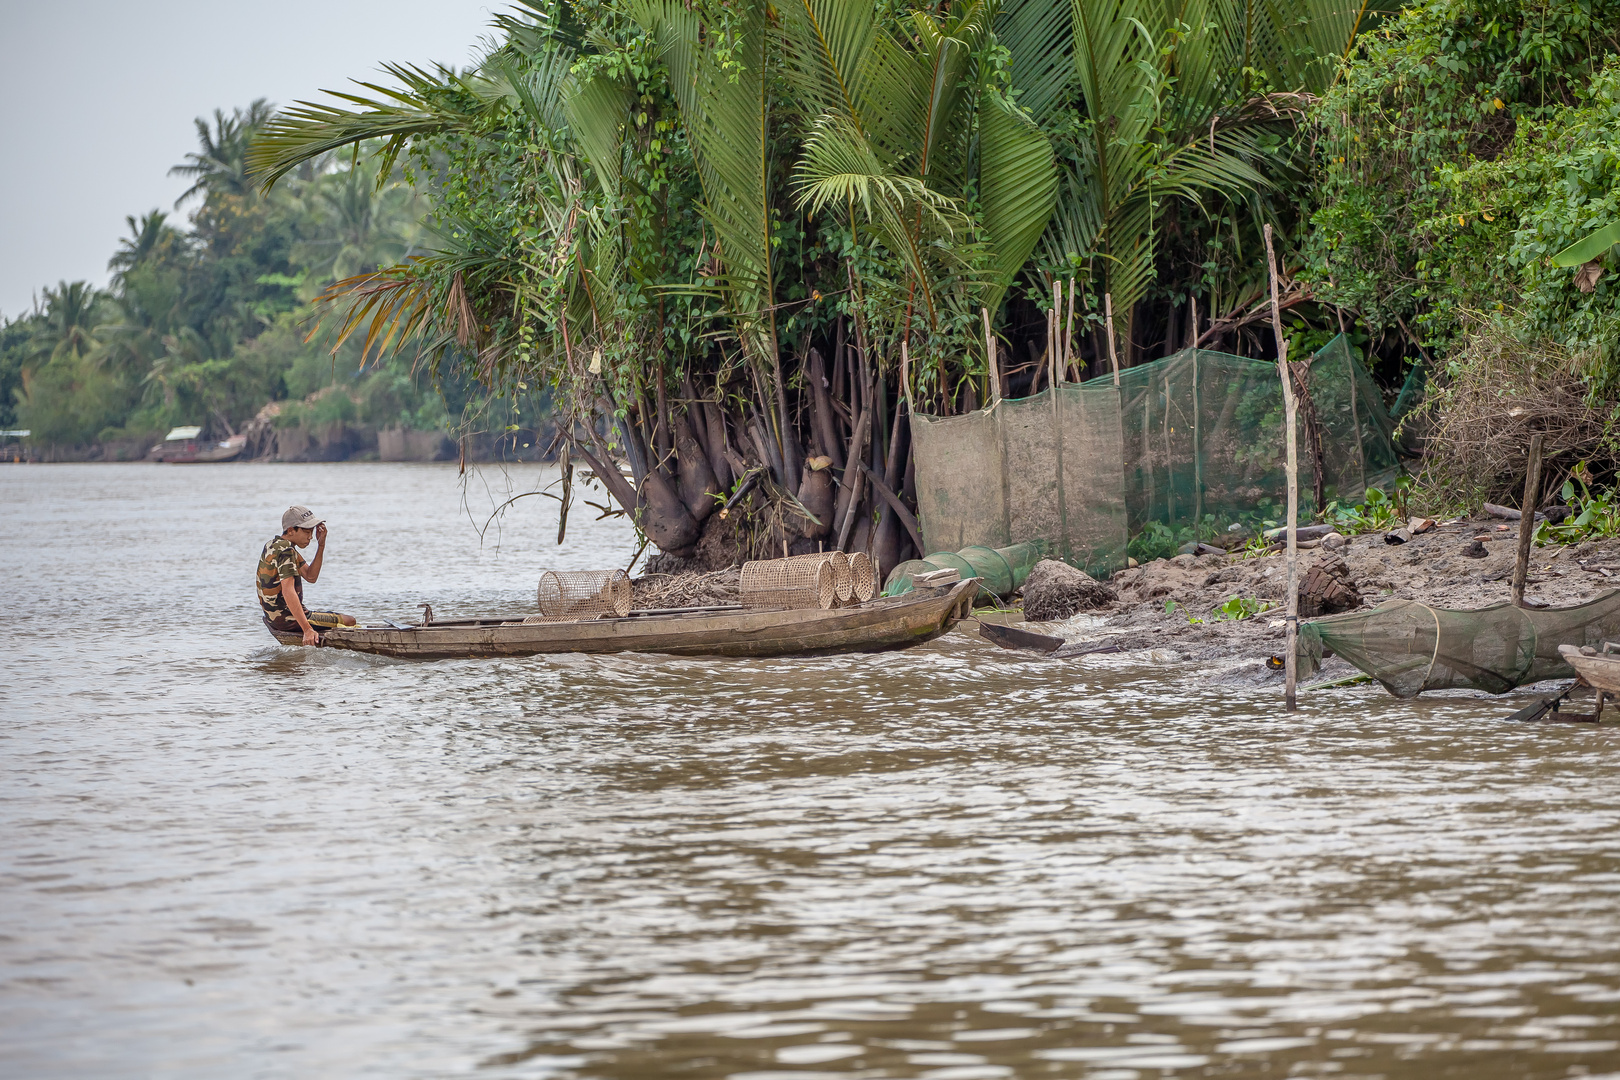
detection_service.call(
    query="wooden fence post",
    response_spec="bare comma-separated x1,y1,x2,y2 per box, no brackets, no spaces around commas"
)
1512,433,1545,608
1265,224,1300,713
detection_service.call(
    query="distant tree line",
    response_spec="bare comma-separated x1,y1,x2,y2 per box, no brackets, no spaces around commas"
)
0,101,531,452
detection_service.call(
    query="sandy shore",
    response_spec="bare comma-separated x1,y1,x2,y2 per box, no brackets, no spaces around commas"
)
1020,517,1620,689
631,518,1620,692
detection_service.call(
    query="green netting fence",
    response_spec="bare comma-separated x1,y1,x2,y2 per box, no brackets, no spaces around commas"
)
910,380,1129,575
1118,334,1399,546
910,335,1398,576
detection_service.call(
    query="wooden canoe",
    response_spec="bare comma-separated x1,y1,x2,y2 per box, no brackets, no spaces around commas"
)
266,578,979,660
1557,643,1620,693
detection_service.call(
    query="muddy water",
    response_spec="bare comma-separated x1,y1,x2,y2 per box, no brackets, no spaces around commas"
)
4,463,1620,1079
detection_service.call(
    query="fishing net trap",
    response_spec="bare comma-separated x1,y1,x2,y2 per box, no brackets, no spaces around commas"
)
536,569,632,620
1297,591,1620,697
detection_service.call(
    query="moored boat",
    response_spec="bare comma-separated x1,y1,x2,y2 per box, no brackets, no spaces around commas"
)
1557,643,1620,693
266,578,979,660
150,426,246,463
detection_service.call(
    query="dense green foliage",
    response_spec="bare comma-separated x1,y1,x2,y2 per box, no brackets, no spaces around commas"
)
0,104,463,448
1309,0,1620,384
245,0,1374,559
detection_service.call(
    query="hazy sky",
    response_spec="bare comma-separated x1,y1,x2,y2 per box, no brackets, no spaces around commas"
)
0,1,502,319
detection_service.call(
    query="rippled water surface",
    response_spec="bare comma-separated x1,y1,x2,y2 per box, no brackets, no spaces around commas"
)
5,463,1620,1079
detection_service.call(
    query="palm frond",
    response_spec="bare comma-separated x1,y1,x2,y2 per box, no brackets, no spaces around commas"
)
997,0,1075,126
977,87,1058,312
633,0,777,359
247,64,490,189
564,71,633,196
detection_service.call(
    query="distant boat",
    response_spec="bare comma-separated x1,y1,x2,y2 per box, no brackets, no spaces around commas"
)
0,429,28,463
149,427,246,463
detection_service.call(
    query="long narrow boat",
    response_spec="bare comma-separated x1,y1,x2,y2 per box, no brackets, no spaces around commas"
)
267,578,979,660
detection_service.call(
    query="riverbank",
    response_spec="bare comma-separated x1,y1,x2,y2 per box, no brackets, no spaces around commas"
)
1078,515,1620,665
6,423,553,464
635,515,1620,687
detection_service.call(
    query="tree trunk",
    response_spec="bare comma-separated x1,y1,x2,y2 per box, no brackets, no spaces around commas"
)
747,415,785,484
572,435,638,525
807,348,842,468
701,398,734,490
601,395,649,486
639,466,702,554
833,318,846,406
681,374,713,461
676,413,720,523
770,347,800,493
652,366,673,472
797,462,835,538
832,404,871,550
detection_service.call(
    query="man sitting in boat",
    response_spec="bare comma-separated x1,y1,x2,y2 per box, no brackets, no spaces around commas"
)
258,505,356,645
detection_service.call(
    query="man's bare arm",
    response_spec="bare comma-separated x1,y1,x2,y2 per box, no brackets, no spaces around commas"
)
280,577,319,646
302,522,328,583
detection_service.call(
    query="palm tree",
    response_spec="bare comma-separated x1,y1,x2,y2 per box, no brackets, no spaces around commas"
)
107,211,177,285
35,281,106,364
171,99,276,206
243,0,1378,561
1002,0,1377,346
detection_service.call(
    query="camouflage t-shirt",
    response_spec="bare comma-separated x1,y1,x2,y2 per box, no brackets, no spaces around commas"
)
257,536,306,621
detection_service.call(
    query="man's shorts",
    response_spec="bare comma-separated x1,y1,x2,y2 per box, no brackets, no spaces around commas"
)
264,610,348,635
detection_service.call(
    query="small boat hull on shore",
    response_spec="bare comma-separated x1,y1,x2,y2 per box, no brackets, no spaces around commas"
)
1557,644,1620,693
267,579,979,660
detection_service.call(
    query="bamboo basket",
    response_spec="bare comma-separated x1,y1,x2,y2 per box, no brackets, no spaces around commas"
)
786,551,853,603
740,558,836,610
849,551,876,602
533,568,632,621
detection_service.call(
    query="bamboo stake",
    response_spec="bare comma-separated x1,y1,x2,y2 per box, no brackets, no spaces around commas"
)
1104,292,1121,385
1049,291,1062,383
981,307,1000,405
1052,280,1063,388
901,339,915,413
1064,278,1076,380
1265,224,1300,713
1512,433,1544,608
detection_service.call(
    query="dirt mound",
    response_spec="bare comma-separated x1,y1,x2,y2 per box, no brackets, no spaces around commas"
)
1021,559,1118,621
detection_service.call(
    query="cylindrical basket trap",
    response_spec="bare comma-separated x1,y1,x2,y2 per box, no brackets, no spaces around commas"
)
786,551,853,602
537,568,632,619
740,557,836,610
848,551,876,602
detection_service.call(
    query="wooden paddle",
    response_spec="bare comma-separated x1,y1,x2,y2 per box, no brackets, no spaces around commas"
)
979,621,1064,654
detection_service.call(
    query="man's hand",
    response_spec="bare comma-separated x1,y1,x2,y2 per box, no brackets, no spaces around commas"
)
315,522,328,545
302,625,320,647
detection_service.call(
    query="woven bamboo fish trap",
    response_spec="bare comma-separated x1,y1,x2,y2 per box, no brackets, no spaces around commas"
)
786,551,853,602
849,551,877,602
740,557,836,610
533,568,632,621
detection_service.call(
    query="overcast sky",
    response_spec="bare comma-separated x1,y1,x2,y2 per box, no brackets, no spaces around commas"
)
0,1,501,319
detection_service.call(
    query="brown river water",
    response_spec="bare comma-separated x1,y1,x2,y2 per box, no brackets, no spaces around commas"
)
4,463,1620,1079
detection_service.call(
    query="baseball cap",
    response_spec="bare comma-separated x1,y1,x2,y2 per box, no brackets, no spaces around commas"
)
281,505,325,531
